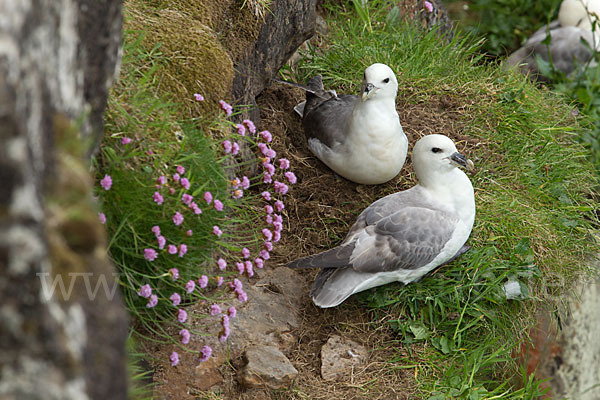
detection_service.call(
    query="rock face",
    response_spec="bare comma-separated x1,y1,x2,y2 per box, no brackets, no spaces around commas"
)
320,335,369,381
518,260,600,399
238,345,299,389
0,0,128,399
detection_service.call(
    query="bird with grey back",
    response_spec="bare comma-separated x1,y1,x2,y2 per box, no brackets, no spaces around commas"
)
506,0,600,81
287,134,476,308
292,63,407,185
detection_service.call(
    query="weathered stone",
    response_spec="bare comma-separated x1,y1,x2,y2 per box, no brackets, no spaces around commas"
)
0,0,127,399
320,335,369,381
238,345,298,389
518,259,600,399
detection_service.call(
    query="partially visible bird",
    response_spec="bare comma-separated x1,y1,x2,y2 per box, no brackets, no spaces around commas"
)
507,0,600,81
293,63,408,185
287,134,476,308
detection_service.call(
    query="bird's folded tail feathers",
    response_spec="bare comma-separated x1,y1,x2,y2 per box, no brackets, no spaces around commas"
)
286,243,355,269
310,267,366,308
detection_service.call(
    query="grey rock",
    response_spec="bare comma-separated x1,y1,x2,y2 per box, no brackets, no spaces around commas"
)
238,345,298,389
321,335,368,381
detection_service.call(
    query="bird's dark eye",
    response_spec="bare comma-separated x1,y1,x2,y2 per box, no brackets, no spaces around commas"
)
431,147,442,153
383,78,390,83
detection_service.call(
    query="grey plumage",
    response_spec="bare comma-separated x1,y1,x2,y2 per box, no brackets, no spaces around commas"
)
287,134,476,308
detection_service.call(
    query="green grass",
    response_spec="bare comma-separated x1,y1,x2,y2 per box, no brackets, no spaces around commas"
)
97,30,279,348
292,1,599,397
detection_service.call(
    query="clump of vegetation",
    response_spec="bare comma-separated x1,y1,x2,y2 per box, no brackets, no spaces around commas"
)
96,31,297,365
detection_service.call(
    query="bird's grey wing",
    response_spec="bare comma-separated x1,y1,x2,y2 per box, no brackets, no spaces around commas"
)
302,94,357,148
507,26,594,79
286,243,355,269
350,206,459,273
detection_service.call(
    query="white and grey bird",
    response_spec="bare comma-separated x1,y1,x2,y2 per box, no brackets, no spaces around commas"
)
507,0,600,81
294,63,408,185
287,134,476,308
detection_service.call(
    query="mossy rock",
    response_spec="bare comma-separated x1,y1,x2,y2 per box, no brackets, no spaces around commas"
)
125,4,235,119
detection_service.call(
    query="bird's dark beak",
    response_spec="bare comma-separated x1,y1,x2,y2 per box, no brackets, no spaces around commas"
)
449,152,475,170
361,83,376,101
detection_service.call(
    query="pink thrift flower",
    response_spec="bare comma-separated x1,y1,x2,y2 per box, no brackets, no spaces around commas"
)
424,0,433,12
219,329,230,343
168,244,177,254
264,163,275,175
273,221,283,233
243,119,256,134
222,140,232,154
263,173,272,184
255,257,264,269
144,248,158,261
199,345,212,362
242,247,250,258
214,199,223,211
210,304,221,316
261,191,272,201
179,329,191,344
217,258,227,271
273,230,281,242
274,181,289,195
186,229,193,236
176,165,185,175
170,351,179,366
169,268,179,280
213,225,223,237
172,212,184,226
152,225,161,236
285,171,297,184
191,203,202,215
147,150,154,155
231,142,240,155
258,143,268,155
274,213,283,224
219,100,233,116
231,177,241,188
152,191,164,205
275,200,285,212
260,249,270,260
194,93,204,101
216,276,224,286
182,194,193,205
228,306,237,318
177,308,188,323
147,294,158,308
278,158,290,169
173,173,180,182
241,176,250,189
264,241,273,251
157,175,166,185
98,213,106,224
178,244,188,257
100,175,112,190
203,191,213,204
236,262,245,274
245,261,254,277
232,278,243,291
185,280,195,294
138,284,152,298
265,148,276,159
262,228,273,241
236,123,246,136
170,293,181,306
157,235,166,249
121,137,132,145
169,187,176,195
180,178,190,190
238,290,248,303
222,314,230,328
259,130,272,142
232,189,243,199
265,205,274,214
266,214,273,224
198,275,208,288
